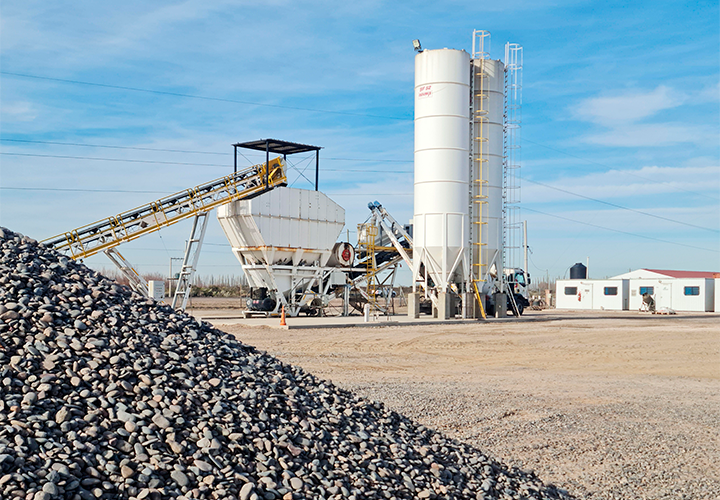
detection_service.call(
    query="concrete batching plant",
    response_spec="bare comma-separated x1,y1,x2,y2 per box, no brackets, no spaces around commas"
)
44,30,530,322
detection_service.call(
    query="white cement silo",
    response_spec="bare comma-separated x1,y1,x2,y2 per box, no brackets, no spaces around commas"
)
413,48,471,295
471,57,505,286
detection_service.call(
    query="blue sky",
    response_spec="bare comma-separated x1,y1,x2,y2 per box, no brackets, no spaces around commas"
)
1,0,718,283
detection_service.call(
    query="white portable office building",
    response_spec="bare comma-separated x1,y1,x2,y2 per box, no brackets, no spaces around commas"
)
556,269,716,312
555,279,629,310
612,269,715,312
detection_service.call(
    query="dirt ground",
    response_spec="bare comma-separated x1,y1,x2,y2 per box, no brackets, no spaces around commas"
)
191,299,720,499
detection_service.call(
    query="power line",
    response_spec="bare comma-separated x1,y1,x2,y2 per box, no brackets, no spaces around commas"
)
0,138,414,163
0,152,412,173
327,193,413,196
522,207,719,253
523,138,719,202
7,149,713,232
325,157,411,163
1,152,228,168
1,71,710,197
0,138,228,155
0,186,411,196
0,186,172,194
3,151,713,233
0,71,409,121
521,176,719,233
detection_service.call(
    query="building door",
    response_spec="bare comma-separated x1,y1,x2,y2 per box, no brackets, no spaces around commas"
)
656,282,672,309
578,283,593,309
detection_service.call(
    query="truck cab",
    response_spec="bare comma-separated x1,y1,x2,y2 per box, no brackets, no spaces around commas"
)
504,268,531,314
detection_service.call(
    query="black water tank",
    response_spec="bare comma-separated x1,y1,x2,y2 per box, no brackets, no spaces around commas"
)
570,263,587,279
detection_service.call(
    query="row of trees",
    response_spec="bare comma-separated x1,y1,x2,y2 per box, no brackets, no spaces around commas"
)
93,268,250,297
93,266,560,300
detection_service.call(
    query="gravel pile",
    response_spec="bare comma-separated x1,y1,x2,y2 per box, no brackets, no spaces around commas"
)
0,227,573,500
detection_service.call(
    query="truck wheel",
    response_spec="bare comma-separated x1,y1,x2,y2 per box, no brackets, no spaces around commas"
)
516,302,524,316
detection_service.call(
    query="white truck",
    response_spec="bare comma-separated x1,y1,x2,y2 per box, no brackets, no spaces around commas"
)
483,268,531,316
504,267,531,315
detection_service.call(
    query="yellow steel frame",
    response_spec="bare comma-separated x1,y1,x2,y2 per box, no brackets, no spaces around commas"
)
43,157,287,260
360,223,379,308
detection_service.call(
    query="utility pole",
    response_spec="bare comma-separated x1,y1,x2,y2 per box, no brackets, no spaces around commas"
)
587,256,590,279
523,220,528,281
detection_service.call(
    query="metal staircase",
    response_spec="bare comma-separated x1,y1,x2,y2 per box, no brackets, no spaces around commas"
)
171,212,209,310
360,223,379,310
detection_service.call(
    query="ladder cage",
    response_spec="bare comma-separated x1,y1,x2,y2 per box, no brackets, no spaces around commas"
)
503,42,523,273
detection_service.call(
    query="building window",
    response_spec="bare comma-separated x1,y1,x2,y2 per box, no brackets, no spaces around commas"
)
564,287,577,295
604,287,618,296
684,286,700,296
639,286,654,295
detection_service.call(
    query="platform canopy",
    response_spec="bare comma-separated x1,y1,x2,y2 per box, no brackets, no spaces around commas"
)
233,139,322,155
232,139,322,190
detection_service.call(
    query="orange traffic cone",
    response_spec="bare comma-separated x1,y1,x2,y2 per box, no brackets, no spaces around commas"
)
280,306,286,326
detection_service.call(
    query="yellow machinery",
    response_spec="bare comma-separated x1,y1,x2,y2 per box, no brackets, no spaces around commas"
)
351,202,414,315
43,157,287,309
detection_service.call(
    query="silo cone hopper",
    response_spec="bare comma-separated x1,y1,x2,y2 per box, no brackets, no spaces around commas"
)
217,186,352,316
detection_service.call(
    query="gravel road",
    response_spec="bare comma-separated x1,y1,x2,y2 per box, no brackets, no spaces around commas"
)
222,312,720,500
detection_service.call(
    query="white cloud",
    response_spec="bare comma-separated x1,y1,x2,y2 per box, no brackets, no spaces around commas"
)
0,101,38,122
575,85,686,126
573,85,718,146
525,204,720,236
699,81,720,103
99,0,246,51
582,122,712,147
522,164,720,204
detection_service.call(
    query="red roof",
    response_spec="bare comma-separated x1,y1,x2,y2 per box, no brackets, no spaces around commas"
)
645,269,718,279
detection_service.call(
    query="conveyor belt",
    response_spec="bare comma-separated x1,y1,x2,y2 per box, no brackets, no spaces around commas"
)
43,157,286,259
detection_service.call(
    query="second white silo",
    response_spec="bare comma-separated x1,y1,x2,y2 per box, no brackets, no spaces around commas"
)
413,48,471,299
471,57,505,287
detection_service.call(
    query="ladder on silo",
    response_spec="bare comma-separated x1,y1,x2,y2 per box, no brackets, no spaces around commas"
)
471,29,491,318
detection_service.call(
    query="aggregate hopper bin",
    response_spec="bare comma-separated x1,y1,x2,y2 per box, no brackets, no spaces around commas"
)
217,186,346,315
